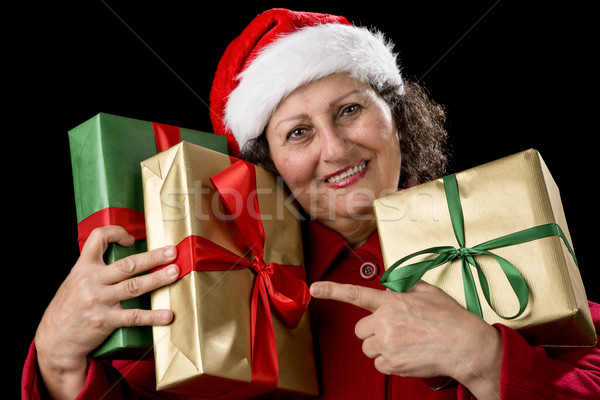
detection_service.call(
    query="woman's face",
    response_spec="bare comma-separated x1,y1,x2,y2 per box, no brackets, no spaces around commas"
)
266,73,401,242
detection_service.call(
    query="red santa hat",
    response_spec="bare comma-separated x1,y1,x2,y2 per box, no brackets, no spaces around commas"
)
209,8,404,157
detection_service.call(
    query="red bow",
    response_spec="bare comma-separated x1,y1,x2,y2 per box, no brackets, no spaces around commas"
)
211,160,310,329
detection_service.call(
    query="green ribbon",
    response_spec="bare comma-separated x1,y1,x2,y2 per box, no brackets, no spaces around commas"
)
380,173,578,320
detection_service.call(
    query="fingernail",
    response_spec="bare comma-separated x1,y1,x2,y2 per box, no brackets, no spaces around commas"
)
159,310,173,325
167,264,179,278
164,246,175,258
310,283,322,297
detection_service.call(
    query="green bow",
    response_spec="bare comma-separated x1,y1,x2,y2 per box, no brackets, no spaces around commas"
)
380,173,578,319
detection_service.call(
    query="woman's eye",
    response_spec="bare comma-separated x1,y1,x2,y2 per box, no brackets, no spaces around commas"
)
287,127,307,140
340,104,361,117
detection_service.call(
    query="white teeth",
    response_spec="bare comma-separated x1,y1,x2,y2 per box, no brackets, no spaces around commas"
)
326,162,367,183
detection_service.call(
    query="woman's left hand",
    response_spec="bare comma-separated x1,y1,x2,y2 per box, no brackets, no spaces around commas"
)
310,280,503,400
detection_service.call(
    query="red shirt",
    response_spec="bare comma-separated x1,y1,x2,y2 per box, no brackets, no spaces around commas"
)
22,221,600,399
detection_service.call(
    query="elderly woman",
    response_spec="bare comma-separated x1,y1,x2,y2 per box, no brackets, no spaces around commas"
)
23,8,600,400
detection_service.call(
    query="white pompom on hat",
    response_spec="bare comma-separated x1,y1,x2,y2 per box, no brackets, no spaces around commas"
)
209,8,404,157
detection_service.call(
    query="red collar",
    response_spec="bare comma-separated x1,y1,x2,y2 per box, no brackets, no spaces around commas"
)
304,220,382,284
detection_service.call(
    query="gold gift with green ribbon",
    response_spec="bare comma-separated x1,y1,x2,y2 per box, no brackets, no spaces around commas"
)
375,149,596,347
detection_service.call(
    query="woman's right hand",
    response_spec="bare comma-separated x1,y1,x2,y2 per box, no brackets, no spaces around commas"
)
34,225,180,399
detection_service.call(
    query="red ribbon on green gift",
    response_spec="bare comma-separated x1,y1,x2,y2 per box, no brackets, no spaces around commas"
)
156,159,310,397
76,122,182,250
77,207,146,251
151,121,182,152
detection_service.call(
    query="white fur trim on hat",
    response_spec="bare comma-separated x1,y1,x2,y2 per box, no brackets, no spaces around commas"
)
223,23,404,151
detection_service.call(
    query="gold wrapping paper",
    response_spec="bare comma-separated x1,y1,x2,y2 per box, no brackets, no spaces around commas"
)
374,149,596,347
141,141,318,397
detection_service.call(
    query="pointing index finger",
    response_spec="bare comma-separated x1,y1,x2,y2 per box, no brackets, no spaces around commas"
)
310,281,386,312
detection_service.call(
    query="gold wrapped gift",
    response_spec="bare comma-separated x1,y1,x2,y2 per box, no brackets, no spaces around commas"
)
375,149,596,348
141,141,318,397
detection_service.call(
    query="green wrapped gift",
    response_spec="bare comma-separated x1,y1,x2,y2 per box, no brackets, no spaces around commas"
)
68,112,228,359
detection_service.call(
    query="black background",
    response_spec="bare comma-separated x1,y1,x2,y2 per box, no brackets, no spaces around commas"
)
8,1,597,397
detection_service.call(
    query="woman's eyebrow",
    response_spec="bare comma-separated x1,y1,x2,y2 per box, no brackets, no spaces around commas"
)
329,90,364,106
274,90,365,130
275,113,309,130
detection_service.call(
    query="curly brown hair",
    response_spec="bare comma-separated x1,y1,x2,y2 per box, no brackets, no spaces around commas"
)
241,77,450,188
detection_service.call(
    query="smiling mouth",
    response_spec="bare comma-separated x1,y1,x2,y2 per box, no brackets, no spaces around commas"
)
324,161,368,184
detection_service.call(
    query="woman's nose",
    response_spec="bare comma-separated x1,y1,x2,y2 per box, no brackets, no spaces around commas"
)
319,123,351,162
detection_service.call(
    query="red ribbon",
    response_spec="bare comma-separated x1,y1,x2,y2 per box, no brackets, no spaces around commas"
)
159,159,310,397
210,159,310,323
77,207,145,251
212,160,310,395
151,121,181,152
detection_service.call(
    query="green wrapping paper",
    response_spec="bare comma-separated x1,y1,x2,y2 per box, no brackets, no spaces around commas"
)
68,112,228,359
